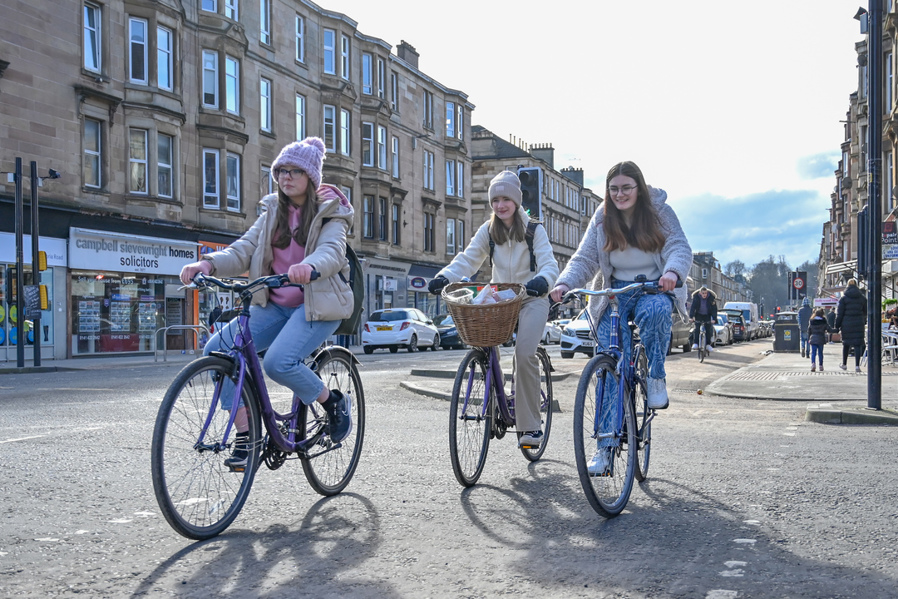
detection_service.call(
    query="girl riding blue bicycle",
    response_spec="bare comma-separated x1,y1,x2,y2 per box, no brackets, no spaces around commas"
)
179,137,355,465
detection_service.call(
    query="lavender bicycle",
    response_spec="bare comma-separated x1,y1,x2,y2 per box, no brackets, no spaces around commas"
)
151,272,364,540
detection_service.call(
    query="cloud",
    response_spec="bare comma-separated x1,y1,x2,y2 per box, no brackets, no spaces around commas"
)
671,189,828,270
796,152,839,180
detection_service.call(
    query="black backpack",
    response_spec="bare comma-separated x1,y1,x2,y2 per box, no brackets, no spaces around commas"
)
334,244,364,335
488,220,541,272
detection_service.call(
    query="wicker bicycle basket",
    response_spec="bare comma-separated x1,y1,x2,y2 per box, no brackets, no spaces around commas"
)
441,282,526,347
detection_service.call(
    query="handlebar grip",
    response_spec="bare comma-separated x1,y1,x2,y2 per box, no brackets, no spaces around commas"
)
310,270,320,281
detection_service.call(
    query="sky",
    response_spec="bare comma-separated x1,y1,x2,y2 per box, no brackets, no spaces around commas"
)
334,0,862,271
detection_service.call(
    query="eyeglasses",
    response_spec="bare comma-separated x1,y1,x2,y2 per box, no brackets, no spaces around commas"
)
275,168,305,179
608,185,637,195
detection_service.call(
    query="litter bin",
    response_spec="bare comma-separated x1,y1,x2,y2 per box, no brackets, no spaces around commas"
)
773,311,800,352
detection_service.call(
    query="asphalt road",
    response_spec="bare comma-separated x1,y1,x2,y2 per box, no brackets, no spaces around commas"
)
1,338,897,598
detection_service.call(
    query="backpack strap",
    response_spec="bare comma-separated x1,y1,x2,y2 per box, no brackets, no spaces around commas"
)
490,220,540,271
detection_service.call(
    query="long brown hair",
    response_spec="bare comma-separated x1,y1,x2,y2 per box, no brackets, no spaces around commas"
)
271,186,319,248
488,208,526,245
602,161,666,253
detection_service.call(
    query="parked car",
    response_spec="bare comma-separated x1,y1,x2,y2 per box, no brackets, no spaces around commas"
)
559,310,690,359
722,310,748,342
668,315,693,354
433,313,466,350
714,315,733,345
542,320,562,345
362,308,440,354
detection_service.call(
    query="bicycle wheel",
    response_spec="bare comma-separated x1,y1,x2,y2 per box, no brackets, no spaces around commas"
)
449,349,492,487
573,354,637,518
697,328,705,362
151,356,261,540
519,347,553,462
633,348,652,482
299,352,365,496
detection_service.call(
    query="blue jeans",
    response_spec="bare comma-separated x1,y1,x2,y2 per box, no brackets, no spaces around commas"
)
204,303,340,409
801,332,809,356
809,343,823,365
594,280,673,447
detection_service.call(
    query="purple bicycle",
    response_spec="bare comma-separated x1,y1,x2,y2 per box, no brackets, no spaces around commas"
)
151,272,364,540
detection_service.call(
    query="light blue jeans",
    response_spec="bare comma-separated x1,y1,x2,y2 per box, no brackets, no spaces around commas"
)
204,303,340,409
594,280,673,447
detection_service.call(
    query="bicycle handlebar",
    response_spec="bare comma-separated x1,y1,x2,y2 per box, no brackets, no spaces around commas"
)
188,270,320,296
559,278,683,306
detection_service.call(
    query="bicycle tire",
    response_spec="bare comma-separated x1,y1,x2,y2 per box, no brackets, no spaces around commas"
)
519,346,553,462
633,348,651,482
698,327,706,363
299,352,365,496
449,349,492,487
573,353,637,518
151,356,262,540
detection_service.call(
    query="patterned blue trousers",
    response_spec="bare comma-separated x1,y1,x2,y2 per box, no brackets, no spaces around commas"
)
594,280,673,447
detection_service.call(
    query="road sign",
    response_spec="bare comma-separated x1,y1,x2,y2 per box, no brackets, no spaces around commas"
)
793,278,805,290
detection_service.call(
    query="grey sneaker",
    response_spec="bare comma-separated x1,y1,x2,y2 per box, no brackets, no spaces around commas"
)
224,431,249,468
323,390,353,443
518,430,543,448
587,448,612,477
647,377,669,409
839,363,847,370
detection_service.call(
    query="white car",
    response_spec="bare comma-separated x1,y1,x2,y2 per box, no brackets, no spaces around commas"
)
713,315,733,346
542,321,562,344
559,310,594,359
362,308,440,354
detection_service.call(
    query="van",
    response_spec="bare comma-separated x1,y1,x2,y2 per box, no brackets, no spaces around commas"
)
723,302,760,340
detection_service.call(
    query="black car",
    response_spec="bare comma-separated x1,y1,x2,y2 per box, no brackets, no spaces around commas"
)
433,314,467,350
722,310,748,341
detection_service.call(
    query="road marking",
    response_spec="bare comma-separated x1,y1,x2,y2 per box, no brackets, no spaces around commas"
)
742,520,760,526
108,518,132,524
719,568,744,577
725,561,748,567
34,538,60,542
706,591,738,598
733,538,756,544
0,435,46,444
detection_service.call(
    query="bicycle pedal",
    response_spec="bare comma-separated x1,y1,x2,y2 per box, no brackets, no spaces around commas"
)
228,465,246,473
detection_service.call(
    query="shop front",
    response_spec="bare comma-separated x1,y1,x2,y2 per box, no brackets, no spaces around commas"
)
407,264,442,319
0,232,67,362
69,227,200,356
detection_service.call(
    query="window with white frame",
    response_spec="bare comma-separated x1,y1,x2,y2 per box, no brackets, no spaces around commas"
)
323,29,335,74
887,151,895,212
260,165,273,199
424,150,434,190
341,35,350,80
888,52,894,112
446,101,455,138
202,0,216,12
377,126,387,170
225,0,237,20
295,94,305,141
260,77,272,132
157,26,172,90
457,162,464,198
456,219,464,249
260,0,270,45
340,109,350,156
84,3,101,73
361,123,374,166
446,219,455,255
391,136,400,178
424,212,434,252
457,104,463,140
226,153,240,211
379,197,387,241
377,58,385,98
294,14,304,62
83,118,102,188
129,18,147,84
445,160,455,196
203,149,220,207
323,105,336,151
128,128,148,194
363,196,374,238
362,53,372,94
202,50,218,107
423,90,433,128
225,55,239,114
390,72,398,111
158,133,173,198
392,203,400,245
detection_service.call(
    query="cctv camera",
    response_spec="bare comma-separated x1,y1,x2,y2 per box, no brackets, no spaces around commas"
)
48,169,60,179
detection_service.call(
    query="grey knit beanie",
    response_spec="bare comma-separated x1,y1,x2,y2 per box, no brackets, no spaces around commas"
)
488,170,522,207
271,137,326,189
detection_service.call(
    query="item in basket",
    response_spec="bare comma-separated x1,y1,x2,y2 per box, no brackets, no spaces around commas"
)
495,288,517,303
445,288,473,304
473,285,498,305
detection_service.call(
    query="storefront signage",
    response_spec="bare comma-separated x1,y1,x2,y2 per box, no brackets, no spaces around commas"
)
69,228,197,275
0,232,67,266
409,276,427,290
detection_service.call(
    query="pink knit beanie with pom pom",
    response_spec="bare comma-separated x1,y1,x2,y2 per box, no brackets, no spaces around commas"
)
271,137,326,189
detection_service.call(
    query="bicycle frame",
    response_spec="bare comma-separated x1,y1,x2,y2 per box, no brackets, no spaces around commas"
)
462,345,515,428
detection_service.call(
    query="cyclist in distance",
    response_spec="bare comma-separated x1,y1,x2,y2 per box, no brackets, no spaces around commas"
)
689,285,717,353
428,170,560,448
550,160,692,410
179,137,355,466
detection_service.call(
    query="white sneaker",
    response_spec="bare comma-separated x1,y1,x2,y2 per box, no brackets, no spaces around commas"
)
691,344,699,350
647,377,669,409
587,448,612,477
706,345,714,353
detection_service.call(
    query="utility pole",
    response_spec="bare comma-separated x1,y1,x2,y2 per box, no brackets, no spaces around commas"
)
14,158,25,368
866,0,883,410
30,161,41,367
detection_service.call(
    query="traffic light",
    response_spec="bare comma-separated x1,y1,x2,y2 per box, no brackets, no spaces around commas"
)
37,251,48,310
517,167,542,220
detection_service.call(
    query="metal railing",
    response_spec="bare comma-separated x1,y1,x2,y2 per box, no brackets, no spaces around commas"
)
154,325,210,362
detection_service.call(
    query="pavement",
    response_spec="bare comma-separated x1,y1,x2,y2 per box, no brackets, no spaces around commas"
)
2,341,897,425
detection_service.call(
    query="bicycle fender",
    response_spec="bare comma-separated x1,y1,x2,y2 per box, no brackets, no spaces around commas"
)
310,344,361,367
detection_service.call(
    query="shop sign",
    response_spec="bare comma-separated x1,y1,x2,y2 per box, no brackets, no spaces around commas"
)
69,228,198,275
409,276,427,290
0,232,67,266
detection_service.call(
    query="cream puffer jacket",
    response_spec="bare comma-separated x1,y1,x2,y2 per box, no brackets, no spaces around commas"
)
200,184,355,322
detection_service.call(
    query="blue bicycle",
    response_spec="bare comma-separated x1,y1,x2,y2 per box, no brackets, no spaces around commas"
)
562,278,676,517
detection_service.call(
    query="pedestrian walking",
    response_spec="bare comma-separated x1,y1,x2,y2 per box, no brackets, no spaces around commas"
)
797,297,812,358
835,278,867,373
825,306,836,342
807,307,832,372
